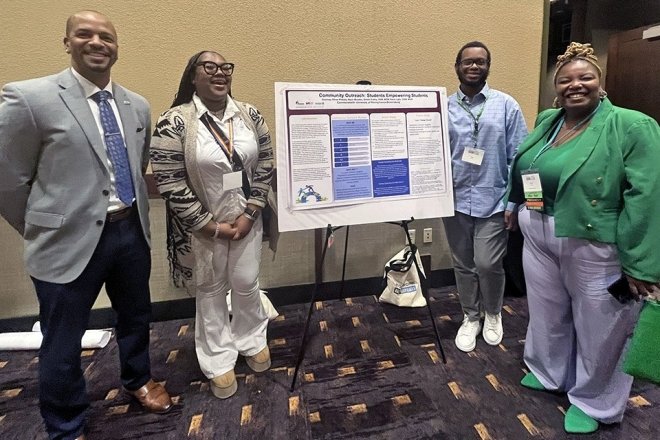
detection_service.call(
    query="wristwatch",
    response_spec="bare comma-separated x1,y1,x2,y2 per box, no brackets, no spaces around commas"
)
243,207,260,221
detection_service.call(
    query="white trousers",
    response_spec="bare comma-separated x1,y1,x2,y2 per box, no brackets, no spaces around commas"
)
192,217,268,378
519,208,641,423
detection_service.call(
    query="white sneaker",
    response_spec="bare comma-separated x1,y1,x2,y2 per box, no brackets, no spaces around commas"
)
483,312,503,345
455,316,481,352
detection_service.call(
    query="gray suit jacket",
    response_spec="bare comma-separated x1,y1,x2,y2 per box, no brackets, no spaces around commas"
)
0,69,151,283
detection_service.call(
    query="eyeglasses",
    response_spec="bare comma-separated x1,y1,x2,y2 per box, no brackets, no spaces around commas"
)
459,58,489,67
195,61,235,76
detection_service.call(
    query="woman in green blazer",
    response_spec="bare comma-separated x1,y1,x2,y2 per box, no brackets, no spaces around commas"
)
507,43,660,434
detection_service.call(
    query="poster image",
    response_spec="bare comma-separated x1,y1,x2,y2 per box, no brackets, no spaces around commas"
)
275,83,454,232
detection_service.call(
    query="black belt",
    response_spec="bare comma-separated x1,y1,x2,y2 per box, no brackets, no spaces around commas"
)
106,206,133,222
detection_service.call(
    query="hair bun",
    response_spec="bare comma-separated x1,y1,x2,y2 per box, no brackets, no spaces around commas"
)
553,42,602,83
556,42,598,67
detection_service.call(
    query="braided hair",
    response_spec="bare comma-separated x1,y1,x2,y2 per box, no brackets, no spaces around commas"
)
553,42,602,82
552,42,607,107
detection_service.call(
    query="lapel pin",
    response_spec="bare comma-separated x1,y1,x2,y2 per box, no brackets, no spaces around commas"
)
123,100,131,105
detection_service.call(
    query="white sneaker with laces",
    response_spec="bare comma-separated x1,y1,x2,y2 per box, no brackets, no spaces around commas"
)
483,312,503,345
455,316,481,352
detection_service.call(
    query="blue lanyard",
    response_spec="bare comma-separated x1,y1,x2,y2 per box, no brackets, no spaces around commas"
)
528,102,601,169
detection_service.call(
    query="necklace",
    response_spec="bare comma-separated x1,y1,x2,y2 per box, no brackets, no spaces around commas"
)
551,103,600,148
551,121,587,148
528,101,601,168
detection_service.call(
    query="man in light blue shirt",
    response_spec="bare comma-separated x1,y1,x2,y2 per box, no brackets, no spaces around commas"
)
443,41,528,352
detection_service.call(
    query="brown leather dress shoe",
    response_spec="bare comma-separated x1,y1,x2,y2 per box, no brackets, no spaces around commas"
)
125,379,173,414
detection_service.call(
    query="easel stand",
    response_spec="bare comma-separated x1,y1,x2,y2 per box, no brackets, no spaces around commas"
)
387,218,447,364
290,224,338,391
290,218,446,392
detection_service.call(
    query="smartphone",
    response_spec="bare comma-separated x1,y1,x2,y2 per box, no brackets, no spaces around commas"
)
607,275,636,303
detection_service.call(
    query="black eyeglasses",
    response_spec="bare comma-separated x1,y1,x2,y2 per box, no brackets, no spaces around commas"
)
195,61,234,76
459,58,489,67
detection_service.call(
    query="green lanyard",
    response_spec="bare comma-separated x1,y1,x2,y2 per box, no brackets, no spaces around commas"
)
528,102,601,169
456,92,490,146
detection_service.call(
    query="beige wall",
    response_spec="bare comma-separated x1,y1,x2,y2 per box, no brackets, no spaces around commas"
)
0,0,545,319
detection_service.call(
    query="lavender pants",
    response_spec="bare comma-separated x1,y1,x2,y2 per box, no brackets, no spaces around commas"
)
519,208,641,423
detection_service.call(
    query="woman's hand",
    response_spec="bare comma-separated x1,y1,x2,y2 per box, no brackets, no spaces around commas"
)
197,220,237,240
504,210,519,231
625,274,660,300
232,213,255,240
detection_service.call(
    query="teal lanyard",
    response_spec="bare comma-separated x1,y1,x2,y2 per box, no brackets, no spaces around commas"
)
528,102,601,169
456,92,489,146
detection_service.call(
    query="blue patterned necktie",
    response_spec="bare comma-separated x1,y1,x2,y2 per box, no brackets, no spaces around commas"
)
91,90,135,205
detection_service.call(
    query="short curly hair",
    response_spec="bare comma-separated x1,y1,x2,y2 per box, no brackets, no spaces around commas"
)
454,41,491,66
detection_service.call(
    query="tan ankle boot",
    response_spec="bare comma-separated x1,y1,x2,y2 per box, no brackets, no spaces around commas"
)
246,346,271,372
210,370,237,399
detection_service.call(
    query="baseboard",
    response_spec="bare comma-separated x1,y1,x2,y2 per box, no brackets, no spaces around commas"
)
0,269,455,332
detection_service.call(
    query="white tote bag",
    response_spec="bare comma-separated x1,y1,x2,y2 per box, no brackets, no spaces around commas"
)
379,246,427,307
227,290,279,320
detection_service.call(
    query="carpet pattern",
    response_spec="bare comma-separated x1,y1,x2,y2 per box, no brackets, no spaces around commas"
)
0,287,658,439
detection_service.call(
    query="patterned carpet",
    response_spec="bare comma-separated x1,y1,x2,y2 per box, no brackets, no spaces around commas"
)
0,287,658,439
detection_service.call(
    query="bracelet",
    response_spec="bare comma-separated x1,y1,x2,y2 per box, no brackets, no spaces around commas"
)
243,207,260,221
212,222,221,239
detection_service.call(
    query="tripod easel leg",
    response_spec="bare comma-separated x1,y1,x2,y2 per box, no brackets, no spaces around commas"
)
339,225,350,299
398,219,447,364
290,224,334,391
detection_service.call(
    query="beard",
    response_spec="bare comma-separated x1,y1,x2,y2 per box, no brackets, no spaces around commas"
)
458,68,489,88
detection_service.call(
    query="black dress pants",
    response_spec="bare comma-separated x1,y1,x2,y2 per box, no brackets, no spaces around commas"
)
32,210,152,439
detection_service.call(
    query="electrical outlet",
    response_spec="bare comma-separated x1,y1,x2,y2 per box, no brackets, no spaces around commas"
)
423,228,433,243
408,229,416,245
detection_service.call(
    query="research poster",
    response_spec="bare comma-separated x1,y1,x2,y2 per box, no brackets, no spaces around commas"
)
275,83,454,232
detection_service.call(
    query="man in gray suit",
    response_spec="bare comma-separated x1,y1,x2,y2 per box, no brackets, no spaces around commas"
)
0,10,171,439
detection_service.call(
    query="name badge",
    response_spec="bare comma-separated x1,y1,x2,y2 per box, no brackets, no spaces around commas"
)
461,147,484,166
223,171,243,190
521,169,544,211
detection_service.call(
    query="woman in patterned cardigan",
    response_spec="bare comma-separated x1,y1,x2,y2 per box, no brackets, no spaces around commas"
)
150,50,273,399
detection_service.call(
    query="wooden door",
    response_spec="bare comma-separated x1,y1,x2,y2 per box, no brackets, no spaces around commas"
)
606,25,660,122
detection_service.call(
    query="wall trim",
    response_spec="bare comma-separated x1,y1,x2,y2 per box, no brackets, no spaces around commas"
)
0,269,455,332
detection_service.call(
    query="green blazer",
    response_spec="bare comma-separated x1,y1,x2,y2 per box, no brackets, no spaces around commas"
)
509,98,660,282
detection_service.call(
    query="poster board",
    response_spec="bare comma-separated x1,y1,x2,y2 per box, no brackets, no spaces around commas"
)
275,83,454,232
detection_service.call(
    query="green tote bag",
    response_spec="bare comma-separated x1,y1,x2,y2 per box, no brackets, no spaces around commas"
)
623,300,660,384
